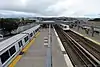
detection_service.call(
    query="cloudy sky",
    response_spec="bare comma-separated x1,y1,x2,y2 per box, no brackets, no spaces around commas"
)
0,0,100,18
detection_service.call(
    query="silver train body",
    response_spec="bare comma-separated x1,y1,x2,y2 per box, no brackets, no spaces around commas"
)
60,24,70,30
0,24,40,67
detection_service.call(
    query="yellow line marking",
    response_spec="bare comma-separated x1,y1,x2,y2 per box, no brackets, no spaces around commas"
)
22,38,35,53
22,32,40,53
35,32,40,37
84,36,100,45
9,55,22,67
8,32,40,67
71,29,100,45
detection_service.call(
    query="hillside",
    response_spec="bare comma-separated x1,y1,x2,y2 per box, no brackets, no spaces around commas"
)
89,18,100,21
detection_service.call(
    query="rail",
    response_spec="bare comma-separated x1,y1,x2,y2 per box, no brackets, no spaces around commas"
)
54,25,100,67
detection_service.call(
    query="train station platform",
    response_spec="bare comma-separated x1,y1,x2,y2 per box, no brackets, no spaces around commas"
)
15,28,67,67
71,27,100,45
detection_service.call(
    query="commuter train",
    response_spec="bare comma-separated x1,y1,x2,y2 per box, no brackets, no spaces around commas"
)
59,24,70,30
0,24,40,67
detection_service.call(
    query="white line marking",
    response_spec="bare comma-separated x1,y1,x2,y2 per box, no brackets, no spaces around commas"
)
53,27,73,67
64,54,74,67
53,27,65,51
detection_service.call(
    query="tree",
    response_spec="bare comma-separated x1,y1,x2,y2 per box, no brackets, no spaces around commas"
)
3,21,18,34
0,18,19,35
0,18,4,28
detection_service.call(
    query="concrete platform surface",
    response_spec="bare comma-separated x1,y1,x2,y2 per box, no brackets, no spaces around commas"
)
15,28,67,67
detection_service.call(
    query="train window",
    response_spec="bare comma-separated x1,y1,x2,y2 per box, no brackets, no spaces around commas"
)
0,51,10,64
9,46,16,56
37,28,39,31
18,40,23,47
24,36,29,42
35,30,37,32
30,33,33,37
64,26,67,28
36,29,38,32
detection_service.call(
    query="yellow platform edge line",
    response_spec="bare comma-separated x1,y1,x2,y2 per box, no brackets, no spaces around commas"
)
9,55,22,67
22,38,35,53
8,32,40,67
71,29,100,45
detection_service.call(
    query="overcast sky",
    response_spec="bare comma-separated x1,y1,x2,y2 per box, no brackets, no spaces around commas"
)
0,0,100,18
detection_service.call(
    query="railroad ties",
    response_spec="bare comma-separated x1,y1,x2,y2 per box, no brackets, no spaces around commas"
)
54,25,100,67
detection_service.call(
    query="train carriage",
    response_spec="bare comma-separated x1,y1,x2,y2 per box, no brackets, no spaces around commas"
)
21,24,40,40
0,34,29,67
60,24,70,31
0,24,40,67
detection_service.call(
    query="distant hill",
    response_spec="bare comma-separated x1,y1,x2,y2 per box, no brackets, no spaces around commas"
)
0,14,34,18
89,18,100,21
76,18,89,22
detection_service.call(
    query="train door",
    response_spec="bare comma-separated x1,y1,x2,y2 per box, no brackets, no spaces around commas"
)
30,33,33,40
18,40,23,50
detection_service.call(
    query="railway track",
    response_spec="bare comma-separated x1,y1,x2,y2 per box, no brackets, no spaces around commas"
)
66,30,100,64
54,25,100,67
